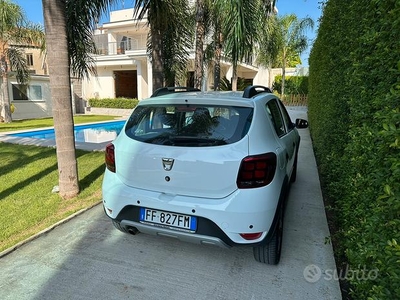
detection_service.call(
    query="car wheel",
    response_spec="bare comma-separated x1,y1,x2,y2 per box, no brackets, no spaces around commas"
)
290,155,298,183
253,208,283,265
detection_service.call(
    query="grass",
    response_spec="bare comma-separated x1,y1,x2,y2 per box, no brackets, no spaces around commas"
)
0,115,120,133
0,115,119,253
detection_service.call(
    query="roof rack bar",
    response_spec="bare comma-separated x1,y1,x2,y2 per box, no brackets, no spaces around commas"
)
242,85,272,98
151,86,201,97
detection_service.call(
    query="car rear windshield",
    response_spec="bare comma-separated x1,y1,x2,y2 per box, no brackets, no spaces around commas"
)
125,104,253,146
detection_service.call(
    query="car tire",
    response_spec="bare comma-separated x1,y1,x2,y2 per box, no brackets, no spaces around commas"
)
253,207,283,265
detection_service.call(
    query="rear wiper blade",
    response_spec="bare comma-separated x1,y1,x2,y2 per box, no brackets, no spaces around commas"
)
140,133,227,146
170,136,227,145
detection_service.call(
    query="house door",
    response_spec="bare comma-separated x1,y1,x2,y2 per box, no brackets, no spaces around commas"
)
114,70,138,99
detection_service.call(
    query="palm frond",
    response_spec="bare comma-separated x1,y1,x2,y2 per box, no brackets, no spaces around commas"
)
65,0,116,79
6,47,29,84
134,0,193,86
11,23,45,51
0,0,24,41
219,0,262,67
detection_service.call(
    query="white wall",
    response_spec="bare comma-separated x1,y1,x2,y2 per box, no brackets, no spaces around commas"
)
83,64,143,100
253,67,271,87
83,68,116,99
10,75,52,120
8,75,79,120
109,8,135,22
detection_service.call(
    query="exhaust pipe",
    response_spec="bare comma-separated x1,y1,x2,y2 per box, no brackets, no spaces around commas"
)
127,226,139,235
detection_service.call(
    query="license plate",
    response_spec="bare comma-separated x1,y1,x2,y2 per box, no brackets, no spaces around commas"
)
139,208,197,231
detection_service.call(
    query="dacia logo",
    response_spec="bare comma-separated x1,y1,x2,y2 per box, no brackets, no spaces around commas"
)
162,158,174,171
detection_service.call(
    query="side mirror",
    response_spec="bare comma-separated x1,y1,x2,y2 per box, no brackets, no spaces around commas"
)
295,118,309,129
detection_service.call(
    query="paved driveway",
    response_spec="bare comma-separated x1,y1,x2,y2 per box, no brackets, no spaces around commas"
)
0,107,342,300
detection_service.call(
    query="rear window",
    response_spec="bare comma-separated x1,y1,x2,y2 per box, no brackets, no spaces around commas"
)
125,105,253,146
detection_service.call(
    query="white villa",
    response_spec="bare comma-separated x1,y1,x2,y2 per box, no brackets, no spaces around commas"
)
83,8,276,101
5,7,302,120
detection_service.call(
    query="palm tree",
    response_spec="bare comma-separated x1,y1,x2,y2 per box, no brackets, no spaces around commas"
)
133,0,193,92
199,0,224,91
42,0,115,198
212,0,277,91
193,0,216,90
194,0,205,89
214,0,260,91
42,0,79,199
161,1,193,86
197,0,222,91
261,14,314,97
198,0,276,91
0,0,45,123
256,15,279,87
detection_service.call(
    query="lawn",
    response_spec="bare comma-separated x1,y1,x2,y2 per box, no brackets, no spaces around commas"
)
0,115,118,253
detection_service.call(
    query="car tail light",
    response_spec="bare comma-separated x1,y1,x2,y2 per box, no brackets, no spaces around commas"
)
237,153,277,188
240,232,263,240
105,143,116,173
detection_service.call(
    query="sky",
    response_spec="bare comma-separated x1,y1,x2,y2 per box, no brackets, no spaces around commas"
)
13,0,322,66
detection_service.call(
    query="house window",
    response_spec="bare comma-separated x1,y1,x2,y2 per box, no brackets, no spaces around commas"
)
12,84,42,101
26,54,34,66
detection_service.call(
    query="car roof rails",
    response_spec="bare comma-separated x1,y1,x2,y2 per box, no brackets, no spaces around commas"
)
151,86,201,97
242,85,272,98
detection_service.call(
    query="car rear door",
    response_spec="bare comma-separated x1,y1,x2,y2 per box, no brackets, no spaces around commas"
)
113,103,254,199
265,99,297,177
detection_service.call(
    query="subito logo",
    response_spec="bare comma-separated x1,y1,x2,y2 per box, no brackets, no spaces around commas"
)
303,264,322,283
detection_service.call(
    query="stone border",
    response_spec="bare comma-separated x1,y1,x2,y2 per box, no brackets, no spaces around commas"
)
85,107,133,117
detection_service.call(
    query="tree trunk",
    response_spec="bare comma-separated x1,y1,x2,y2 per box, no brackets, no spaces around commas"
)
1,51,12,122
194,0,205,90
281,50,286,99
0,74,12,123
213,31,222,91
42,0,79,199
231,64,238,91
281,65,286,99
151,29,164,92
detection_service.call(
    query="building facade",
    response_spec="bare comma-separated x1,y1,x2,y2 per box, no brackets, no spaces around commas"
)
5,7,304,120
82,8,275,101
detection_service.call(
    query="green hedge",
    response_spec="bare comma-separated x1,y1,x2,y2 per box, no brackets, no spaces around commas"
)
272,75,309,95
88,97,139,109
308,0,400,299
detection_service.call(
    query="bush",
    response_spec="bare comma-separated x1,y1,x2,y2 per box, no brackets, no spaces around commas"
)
88,97,139,109
272,75,309,95
308,0,400,299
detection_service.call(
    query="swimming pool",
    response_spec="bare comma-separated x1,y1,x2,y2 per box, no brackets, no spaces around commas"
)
8,120,126,144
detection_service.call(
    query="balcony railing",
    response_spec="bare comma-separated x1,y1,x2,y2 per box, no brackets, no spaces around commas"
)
94,38,147,56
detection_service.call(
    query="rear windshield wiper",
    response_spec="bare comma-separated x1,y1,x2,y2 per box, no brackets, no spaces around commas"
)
169,136,227,146
141,134,227,146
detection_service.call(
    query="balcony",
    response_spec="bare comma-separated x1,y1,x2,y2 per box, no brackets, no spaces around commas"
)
93,34,147,56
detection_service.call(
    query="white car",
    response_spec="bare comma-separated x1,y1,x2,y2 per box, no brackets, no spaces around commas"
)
102,85,308,264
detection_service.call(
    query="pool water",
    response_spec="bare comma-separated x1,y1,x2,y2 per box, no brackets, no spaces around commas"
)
8,120,126,144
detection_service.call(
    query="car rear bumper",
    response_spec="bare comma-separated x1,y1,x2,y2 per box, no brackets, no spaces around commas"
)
102,170,284,246
120,219,231,248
